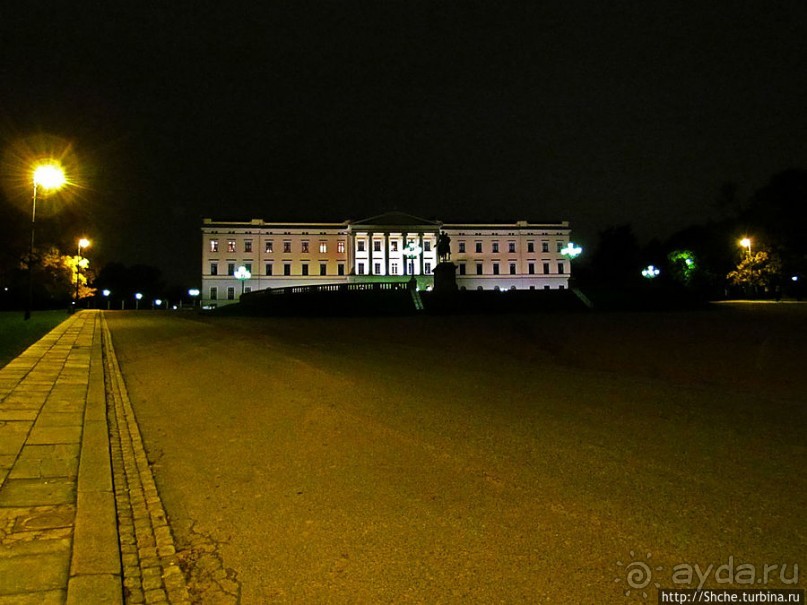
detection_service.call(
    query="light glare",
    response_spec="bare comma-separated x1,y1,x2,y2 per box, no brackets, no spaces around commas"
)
33,164,66,189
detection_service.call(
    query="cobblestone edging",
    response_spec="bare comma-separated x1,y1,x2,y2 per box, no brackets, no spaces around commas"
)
101,316,191,605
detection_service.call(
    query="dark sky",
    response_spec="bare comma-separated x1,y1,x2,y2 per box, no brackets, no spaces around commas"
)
2,1,805,286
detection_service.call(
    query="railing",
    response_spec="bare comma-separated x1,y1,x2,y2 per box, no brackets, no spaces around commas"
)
265,281,413,296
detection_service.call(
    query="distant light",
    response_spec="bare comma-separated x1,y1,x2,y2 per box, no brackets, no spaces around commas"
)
33,164,66,189
135,292,143,300
740,237,751,249
234,266,251,280
793,276,800,282
102,289,111,297
641,265,660,279
188,288,200,296
172,305,178,310
403,241,423,258
560,242,583,259
78,237,90,249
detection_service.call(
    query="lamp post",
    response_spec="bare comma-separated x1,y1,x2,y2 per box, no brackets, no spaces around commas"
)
135,292,143,310
234,266,251,296
740,237,752,258
25,163,66,320
102,289,111,310
188,288,200,309
73,237,90,312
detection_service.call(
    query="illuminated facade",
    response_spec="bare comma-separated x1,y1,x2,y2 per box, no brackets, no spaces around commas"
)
201,212,571,306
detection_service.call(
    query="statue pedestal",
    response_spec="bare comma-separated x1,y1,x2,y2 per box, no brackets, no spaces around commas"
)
432,262,458,292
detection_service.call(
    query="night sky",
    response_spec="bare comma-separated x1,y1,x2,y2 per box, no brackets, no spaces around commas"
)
2,1,805,286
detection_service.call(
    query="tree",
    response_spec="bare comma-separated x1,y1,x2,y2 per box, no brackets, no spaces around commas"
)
726,251,782,297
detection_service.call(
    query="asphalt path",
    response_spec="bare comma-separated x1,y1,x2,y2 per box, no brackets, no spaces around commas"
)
105,303,805,603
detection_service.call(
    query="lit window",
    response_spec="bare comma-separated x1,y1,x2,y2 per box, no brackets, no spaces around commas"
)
424,262,431,274
210,263,218,276
210,287,218,300
283,241,291,253
301,241,309,253
244,240,253,253
508,242,516,253
265,241,273,253
337,241,345,254
319,242,327,253
227,239,236,253
209,239,219,252
391,241,398,252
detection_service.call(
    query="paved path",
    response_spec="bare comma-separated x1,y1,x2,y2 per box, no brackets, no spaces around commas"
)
0,311,189,604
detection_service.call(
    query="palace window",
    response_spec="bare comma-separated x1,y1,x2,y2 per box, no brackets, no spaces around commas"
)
227,240,236,253
391,262,399,274
265,263,273,276
210,262,218,276
209,239,219,252
492,242,499,253
244,240,253,253
424,241,431,252
357,262,365,275
301,264,309,276
528,263,535,275
543,262,550,274
475,242,482,253
265,240,273,253
374,262,381,275
319,242,328,253
424,262,431,274
320,263,327,276
527,241,535,253
458,242,466,253
338,263,345,276
284,263,291,276
508,242,516,253
210,287,218,300
283,241,291,253
493,263,500,275
476,262,483,275
557,241,564,253
458,263,466,275
542,241,549,253
227,263,235,276
358,240,366,252
509,263,517,275
373,240,382,252
391,241,398,252
301,241,309,253
337,241,345,254
227,287,235,300
558,262,565,274
244,287,252,294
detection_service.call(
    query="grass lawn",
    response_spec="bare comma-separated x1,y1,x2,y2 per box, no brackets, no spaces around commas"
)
0,310,69,368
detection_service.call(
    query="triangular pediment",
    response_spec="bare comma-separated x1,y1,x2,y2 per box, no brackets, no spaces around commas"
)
350,211,441,228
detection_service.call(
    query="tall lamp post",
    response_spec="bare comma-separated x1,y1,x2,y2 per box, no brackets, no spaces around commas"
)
25,163,66,320
73,237,90,312
740,237,752,258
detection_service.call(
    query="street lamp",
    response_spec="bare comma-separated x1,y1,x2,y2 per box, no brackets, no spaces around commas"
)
188,288,200,309
641,265,661,279
135,292,143,310
102,289,111,310
74,237,90,312
25,163,66,320
740,237,752,258
234,266,251,295
560,242,583,259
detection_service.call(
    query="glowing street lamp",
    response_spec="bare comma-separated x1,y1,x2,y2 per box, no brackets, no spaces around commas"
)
234,265,251,295
25,162,66,320
740,237,752,258
102,289,111,310
188,288,200,309
73,237,90,312
641,265,661,279
560,242,583,259
135,292,143,310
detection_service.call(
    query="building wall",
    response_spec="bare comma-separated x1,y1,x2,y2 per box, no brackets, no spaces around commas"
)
201,216,571,306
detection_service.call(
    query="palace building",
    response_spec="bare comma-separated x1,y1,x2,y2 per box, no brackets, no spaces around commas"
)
201,212,572,306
